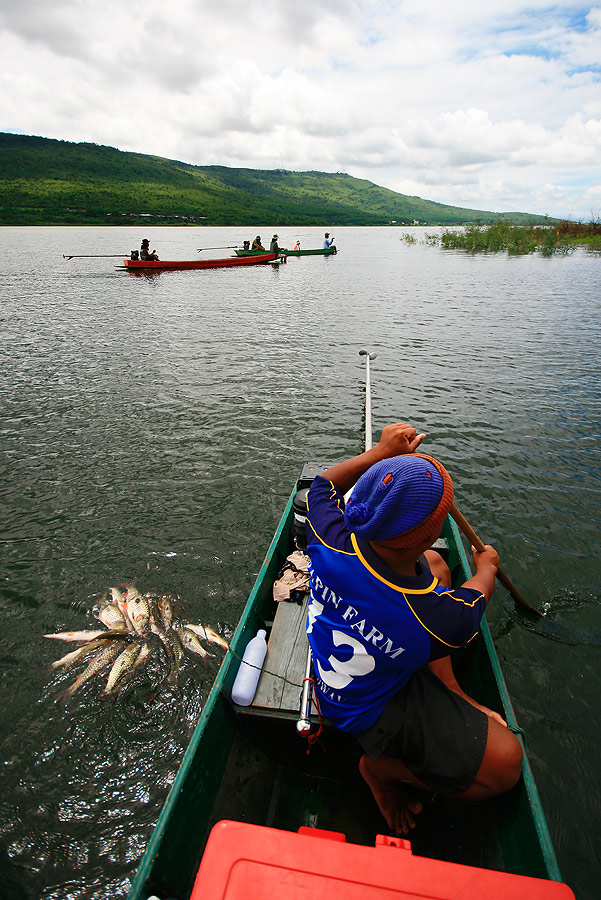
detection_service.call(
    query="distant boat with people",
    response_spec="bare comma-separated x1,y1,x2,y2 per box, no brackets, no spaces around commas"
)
235,247,337,257
119,253,280,271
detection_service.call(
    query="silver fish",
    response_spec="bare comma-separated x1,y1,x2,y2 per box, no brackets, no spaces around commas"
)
107,586,127,606
124,583,150,635
50,632,127,670
103,642,142,694
57,642,122,702
157,594,174,628
177,626,214,661
45,630,107,643
185,623,229,651
97,593,129,631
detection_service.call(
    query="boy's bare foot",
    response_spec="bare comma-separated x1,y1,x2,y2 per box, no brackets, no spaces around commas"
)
359,755,424,834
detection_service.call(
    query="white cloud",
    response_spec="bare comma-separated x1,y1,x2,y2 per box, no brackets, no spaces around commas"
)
0,0,600,218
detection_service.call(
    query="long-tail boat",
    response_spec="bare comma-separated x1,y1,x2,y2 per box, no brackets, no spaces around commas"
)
119,253,278,271
281,246,337,256
126,452,574,898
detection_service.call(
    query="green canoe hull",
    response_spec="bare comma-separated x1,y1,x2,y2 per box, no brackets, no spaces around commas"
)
127,472,563,900
235,247,337,257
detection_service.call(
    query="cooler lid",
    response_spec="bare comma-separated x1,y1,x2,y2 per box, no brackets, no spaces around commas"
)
190,820,575,900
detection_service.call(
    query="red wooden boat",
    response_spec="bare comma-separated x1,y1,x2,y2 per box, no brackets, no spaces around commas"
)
119,253,278,271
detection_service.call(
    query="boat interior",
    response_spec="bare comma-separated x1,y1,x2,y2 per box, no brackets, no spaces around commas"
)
134,465,557,900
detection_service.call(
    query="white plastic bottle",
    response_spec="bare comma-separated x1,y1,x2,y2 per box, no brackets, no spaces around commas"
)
231,629,268,706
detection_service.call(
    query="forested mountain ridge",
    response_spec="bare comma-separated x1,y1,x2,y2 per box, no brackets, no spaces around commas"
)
0,133,548,226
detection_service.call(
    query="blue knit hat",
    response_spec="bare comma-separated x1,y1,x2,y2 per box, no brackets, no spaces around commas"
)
344,454,454,547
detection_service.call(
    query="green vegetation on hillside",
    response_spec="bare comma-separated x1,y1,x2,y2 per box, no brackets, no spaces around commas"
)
0,133,553,227
416,219,601,254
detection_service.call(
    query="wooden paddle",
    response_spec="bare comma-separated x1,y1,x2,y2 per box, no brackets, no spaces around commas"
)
359,351,542,618
63,254,125,259
450,503,543,618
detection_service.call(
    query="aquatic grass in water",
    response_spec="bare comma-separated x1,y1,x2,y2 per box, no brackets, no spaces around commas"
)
429,219,601,256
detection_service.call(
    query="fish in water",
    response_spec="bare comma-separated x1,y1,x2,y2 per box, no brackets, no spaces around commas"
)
177,626,215,661
46,580,230,700
184,623,229,651
44,630,107,643
57,641,123,703
97,593,129,631
103,642,143,695
124,583,151,636
50,632,128,670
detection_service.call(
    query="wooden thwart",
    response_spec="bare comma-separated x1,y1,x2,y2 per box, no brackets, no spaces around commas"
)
253,599,309,714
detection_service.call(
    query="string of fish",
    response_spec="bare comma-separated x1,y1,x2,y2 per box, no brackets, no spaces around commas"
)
45,583,229,702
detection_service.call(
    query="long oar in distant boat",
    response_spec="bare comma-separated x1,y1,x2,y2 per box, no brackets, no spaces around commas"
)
360,350,543,618
196,245,239,252
63,254,125,260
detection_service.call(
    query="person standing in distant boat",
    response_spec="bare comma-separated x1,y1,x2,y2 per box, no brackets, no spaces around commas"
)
270,234,280,256
323,232,335,250
140,239,159,261
294,240,301,251
251,235,265,251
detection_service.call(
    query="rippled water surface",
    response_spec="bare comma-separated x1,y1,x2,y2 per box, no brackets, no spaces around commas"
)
1,226,600,899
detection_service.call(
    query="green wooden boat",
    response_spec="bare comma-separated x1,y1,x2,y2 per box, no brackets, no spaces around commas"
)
235,247,338,257
127,462,571,900
280,247,338,256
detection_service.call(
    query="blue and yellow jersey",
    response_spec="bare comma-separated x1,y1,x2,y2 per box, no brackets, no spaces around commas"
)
305,475,485,734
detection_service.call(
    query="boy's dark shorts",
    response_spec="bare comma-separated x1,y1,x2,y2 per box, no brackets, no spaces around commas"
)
355,666,489,795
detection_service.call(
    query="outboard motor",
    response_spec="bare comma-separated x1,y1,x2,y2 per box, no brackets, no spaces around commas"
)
292,487,310,550
292,462,335,549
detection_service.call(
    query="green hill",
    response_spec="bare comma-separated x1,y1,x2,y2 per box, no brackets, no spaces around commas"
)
0,132,549,226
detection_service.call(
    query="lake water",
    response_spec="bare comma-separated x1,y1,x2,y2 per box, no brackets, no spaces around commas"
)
1,225,599,899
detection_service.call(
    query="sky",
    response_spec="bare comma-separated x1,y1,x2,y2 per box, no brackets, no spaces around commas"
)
1,0,600,220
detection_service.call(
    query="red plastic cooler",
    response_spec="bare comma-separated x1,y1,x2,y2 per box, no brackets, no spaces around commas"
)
190,820,575,899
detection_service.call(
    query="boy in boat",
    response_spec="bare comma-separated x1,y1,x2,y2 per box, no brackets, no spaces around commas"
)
140,239,159,261
251,235,265,251
304,422,523,835
323,232,335,249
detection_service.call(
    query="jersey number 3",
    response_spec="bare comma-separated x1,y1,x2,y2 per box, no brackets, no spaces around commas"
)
315,630,376,690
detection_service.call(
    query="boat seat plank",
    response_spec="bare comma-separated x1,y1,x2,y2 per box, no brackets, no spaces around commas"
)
252,599,309,713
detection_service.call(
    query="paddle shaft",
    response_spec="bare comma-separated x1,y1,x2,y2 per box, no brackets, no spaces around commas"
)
63,254,125,259
449,504,542,617
359,353,541,617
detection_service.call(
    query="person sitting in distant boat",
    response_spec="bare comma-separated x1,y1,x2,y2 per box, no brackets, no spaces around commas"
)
323,232,335,250
294,240,301,251
140,239,159,261
304,423,523,836
270,234,280,256
251,235,265,251
243,240,251,251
